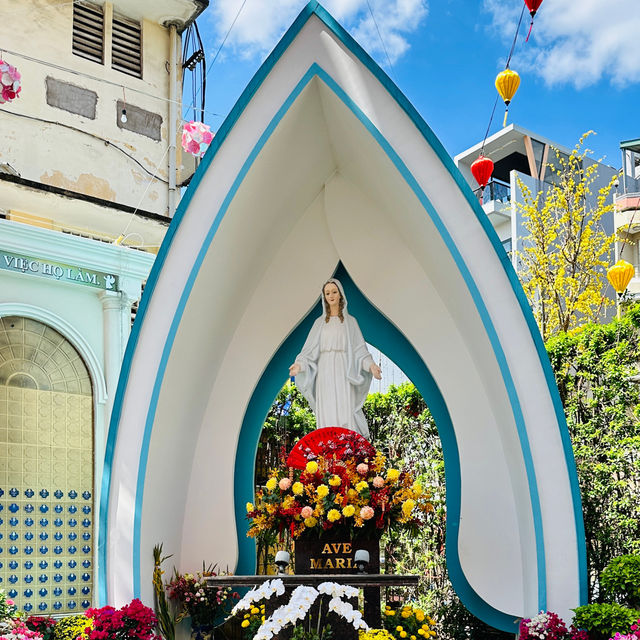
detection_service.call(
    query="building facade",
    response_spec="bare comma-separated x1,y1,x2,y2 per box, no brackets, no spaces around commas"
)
0,0,205,614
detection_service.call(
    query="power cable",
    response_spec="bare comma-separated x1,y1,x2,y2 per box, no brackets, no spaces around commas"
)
185,0,249,120
365,0,396,80
0,107,169,183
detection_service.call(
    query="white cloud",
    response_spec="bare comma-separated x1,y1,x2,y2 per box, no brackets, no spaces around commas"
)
484,0,640,88
207,0,428,66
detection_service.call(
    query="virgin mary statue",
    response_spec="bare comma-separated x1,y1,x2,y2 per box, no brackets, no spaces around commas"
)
289,279,382,439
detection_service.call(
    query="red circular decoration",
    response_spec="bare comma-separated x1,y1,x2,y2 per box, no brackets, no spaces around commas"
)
470,154,494,189
286,427,376,469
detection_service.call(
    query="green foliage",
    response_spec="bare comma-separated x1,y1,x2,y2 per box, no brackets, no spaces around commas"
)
547,305,640,599
52,615,91,640
601,555,640,608
262,381,316,442
572,603,640,640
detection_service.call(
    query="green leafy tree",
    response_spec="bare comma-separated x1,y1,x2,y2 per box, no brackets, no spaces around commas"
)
546,305,640,600
516,132,618,340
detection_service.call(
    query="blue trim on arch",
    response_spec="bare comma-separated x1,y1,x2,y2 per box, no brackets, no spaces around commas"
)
235,265,518,631
99,0,586,618
126,63,546,626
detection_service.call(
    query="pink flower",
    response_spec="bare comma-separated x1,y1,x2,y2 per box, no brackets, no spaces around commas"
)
356,463,369,475
360,506,374,520
278,477,292,491
301,506,313,518
372,476,384,488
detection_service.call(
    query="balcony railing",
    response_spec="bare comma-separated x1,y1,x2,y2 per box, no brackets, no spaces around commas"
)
474,179,511,204
615,192,640,211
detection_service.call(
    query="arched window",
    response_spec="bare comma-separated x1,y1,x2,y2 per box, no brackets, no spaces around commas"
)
0,316,94,614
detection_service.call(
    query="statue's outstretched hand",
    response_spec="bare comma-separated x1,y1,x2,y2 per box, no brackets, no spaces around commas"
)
370,363,382,380
289,363,301,377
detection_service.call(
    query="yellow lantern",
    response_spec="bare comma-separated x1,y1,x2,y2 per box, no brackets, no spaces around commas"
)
607,260,635,294
495,68,520,127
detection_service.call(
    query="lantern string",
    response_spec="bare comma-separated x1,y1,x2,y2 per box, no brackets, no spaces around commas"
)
505,4,526,69
479,2,527,157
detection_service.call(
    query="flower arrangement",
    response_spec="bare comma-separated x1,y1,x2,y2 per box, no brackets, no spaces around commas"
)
1,620,44,640
382,604,436,639
0,59,21,104
239,602,266,638
519,612,588,640
24,618,56,640
85,599,159,640
181,121,213,158
167,567,239,639
0,591,18,623
51,616,91,640
359,630,396,640
247,452,433,541
232,579,368,640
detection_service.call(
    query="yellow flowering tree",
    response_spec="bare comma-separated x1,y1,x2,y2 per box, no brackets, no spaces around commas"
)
515,132,618,340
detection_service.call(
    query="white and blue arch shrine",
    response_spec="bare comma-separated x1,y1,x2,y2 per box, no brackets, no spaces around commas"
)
100,3,586,631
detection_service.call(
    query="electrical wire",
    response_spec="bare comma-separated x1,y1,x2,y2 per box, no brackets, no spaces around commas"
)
365,0,396,79
185,0,249,120
0,107,169,183
0,47,224,121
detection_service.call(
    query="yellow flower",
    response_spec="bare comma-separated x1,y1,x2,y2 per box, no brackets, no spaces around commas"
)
292,482,304,495
401,610,411,618
418,631,425,637
251,607,259,614
317,484,329,498
402,499,416,517
356,480,368,493
386,468,400,482
304,516,318,527
347,489,358,500
342,505,356,517
305,460,319,473
412,481,423,496
416,611,425,622
241,620,250,628
266,477,277,491
396,626,403,632
329,475,342,487
327,509,341,522
411,636,417,640
246,502,254,512
400,632,408,638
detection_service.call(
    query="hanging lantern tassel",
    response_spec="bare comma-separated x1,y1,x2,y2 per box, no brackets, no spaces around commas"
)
470,154,494,204
495,68,520,128
524,0,544,42
0,58,22,104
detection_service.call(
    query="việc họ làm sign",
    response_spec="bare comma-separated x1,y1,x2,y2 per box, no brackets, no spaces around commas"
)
0,250,119,291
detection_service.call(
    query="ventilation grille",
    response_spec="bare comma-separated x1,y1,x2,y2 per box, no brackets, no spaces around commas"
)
112,14,142,78
72,2,104,64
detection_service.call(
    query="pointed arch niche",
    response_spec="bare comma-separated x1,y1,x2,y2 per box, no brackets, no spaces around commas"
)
101,3,586,631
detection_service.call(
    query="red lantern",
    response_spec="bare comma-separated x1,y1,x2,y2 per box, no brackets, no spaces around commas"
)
524,0,543,17
524,0,543,40
471,154,494,189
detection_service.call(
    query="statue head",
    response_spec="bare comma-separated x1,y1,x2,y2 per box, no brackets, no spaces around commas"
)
323,279,345,323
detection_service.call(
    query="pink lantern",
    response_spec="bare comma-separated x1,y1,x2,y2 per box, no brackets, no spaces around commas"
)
0,59,21,104
181,120,213,158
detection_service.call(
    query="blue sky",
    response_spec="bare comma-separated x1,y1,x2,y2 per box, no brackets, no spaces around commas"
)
187,0,640,172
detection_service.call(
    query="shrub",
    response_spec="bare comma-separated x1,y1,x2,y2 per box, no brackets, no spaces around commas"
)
572,604,640,640
601,556,640,608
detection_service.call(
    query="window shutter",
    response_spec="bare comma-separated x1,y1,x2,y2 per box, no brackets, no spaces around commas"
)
111,14,142,78
72,2,104,64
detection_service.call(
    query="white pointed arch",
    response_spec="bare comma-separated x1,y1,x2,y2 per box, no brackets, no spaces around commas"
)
100,3,586,631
